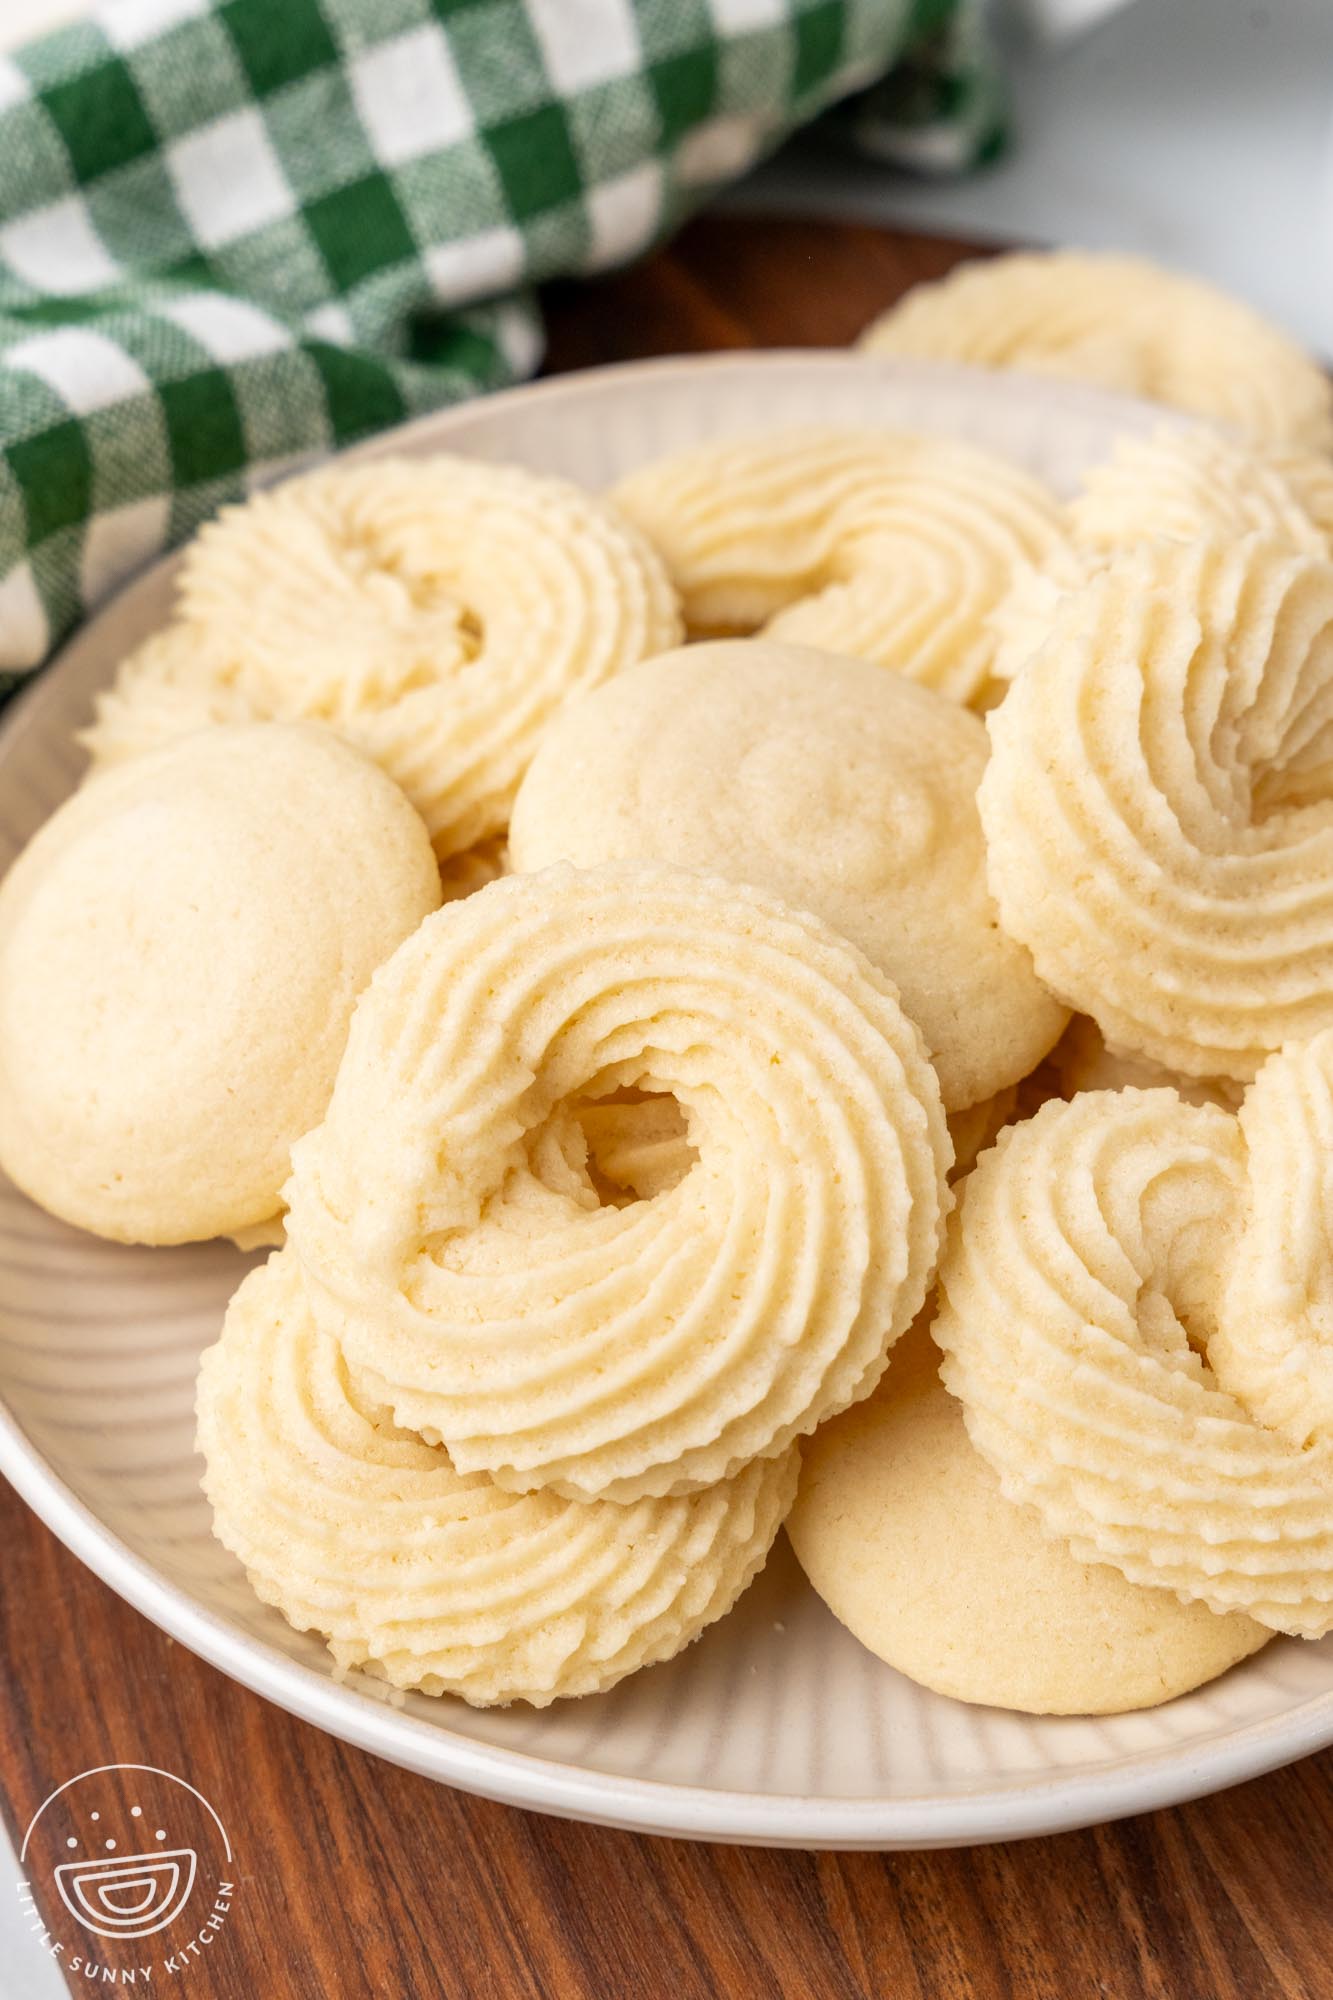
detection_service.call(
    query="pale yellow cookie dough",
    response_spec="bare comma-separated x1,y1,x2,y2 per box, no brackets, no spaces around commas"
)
508,642,1066,1111
199,1251,797,1707
0,723,440,1244
788,1324,1268,1715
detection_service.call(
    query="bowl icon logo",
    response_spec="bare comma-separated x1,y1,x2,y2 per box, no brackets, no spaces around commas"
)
18,1763,234,1966
54,1844,198,1940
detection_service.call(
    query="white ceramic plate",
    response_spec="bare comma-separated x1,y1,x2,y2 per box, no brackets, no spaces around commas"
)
3,352,1330,1851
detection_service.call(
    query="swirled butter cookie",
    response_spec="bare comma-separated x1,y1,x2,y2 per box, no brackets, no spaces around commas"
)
0,724,440,1244
285,865,950,1502
198,1252,796,1706
988,545,1099,687
609,429,1064,708
1068,426,1333,560
990,428,1333,684
1211,1030,1333,1449
81,457,681,863
77,622,256,767
860,251,1333,449
788,1322,1268,1713
1272,448,1333,545
934,1087,1333,1636
981,537,1333,1081
508,643,1066,1110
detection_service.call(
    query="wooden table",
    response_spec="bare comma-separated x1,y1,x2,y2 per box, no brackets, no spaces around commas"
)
5,212,1333,2000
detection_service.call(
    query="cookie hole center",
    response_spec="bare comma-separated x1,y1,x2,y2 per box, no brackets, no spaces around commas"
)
576,1088,696,1207
349,541,486,675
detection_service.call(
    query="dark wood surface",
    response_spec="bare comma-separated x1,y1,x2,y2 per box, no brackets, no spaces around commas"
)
4,210,1333,2000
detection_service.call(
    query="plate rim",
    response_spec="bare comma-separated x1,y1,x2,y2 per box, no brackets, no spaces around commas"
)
1,349,1328,1849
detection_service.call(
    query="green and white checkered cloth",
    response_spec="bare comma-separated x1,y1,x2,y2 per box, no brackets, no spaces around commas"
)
0,0,998,688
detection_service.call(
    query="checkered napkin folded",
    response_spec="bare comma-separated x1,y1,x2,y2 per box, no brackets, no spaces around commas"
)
0,0,997,687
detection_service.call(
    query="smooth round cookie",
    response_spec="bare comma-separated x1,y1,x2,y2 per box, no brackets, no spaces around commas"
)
198,1252,797,1707
788,1323,1268,1714
934,1086,1333,1636
0,723,441,1244
508,642,1067,1111
285,864,950,1502
81,456,682,864
981,536,1333,1081
859,251,1333,449
610,428,1064,709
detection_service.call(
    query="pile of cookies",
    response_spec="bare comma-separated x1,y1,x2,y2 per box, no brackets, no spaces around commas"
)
5,249,1333,1719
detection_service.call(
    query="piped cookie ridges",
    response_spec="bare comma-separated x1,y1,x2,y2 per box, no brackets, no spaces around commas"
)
611,427,1064,709
284,863,951,1502
83,455,682,865
860,251,1333,450
934,1086,1333,1637
198,1252,797,1707
981,536,1333,1080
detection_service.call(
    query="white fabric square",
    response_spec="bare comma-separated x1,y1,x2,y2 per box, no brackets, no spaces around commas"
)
0,57,31,114
0,197,119,297
423,226,525,308
6,327,151,415
525,0,640,95
303,301,355,345
101,0,211,51
166,110,294,250
0,561,49,673
349,25,474,169
707,0,788,30
675,113,765,186
491,302,543,377
80,495,171,608
585,161,662,270
164,293,290,364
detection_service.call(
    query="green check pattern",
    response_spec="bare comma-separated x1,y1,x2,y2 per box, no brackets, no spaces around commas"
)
0,0,996,687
